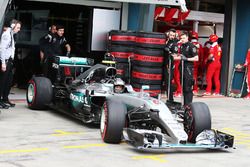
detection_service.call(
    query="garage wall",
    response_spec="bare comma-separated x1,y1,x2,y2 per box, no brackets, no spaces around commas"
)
234,0,250,64
231,0,250,92
127,3,154,31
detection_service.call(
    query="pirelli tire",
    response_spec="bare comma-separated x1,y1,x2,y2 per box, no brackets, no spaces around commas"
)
133,47,164,67
108,45,134,63
26,76,53,110
132,83,161,97
136,31,166,49
131,66,162,85
116,63,129,83
184,102,212,143
109,30,136,46
100,99,127,144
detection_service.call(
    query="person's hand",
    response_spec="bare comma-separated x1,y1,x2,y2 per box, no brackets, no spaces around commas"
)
244,61,248,66
180,54,188,61
66,51,71,58
1,63,6,72
207,56,214,63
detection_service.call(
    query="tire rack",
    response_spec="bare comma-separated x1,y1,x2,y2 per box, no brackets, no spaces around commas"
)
108,30,166,97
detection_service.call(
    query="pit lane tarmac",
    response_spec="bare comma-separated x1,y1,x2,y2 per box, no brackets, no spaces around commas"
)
0,95,249,167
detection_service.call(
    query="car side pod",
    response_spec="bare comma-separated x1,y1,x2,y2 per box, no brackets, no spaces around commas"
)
122,128,235,150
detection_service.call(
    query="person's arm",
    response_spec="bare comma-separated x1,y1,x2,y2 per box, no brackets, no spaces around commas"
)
40,51,44,62
63,37,71,57
65,44,71,53
187,55,198,62
0,31,10,71
175,44,199,62
188,43,199,62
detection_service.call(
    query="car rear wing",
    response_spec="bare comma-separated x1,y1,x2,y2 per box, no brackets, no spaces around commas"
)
54,56,94,67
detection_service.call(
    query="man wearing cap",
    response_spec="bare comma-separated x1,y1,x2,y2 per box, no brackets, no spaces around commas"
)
204,34,222,96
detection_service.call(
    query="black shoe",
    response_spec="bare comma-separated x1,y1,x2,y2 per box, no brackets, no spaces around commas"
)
0,101,9,109
3,100,15,107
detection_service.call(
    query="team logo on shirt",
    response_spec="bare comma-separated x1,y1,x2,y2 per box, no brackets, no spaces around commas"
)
192,47,197,53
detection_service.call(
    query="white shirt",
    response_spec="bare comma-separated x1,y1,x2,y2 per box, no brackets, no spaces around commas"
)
0,27,15,63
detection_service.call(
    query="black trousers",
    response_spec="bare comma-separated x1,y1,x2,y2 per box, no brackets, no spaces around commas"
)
0,59,14,100
183,65,194,106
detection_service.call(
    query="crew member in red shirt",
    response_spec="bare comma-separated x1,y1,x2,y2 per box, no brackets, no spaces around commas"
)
204,34,222,95
173,31,182,97
244,49,250,99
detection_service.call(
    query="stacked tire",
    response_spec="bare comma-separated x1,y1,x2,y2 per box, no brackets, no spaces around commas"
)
108,30,136,83
131,32,166,97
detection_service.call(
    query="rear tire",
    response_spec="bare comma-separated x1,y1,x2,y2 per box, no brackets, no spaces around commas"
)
184,102,211,143
26,76,53,110
100,99,127,144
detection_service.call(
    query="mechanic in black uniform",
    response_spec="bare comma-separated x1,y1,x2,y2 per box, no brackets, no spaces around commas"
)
39,24,57,76
48,25,71,83
164,29,179,102
51,25,71,56
176,31,198,106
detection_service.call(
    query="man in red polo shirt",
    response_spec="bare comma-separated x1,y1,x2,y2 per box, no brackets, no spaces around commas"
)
244,49,250,99
204,34,222,95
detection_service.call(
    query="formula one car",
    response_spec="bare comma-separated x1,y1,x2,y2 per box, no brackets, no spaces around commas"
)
100,88,235,150
26,56,234,150
26,56,118,124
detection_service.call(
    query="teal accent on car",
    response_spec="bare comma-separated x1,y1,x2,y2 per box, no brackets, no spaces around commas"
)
59,57,88,65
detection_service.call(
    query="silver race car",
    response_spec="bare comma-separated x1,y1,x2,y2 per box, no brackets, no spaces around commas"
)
100,85,234,151
26,56,234,150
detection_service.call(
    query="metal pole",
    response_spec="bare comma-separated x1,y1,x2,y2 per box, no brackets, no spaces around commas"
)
193,0,200,33
167,57,172,101
181,59,184,105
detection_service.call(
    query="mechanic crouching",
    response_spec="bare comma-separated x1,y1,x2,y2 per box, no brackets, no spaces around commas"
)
175,31,199,106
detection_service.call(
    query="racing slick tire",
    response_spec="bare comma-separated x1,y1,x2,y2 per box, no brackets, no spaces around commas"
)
109,30,136,46
100,99,127,144
26,76,53,110
131,66,162,85
133,47,164,67
184,102,211,143
135,31,166,49
109,45,134,63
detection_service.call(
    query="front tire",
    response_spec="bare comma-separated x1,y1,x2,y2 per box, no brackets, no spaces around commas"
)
100,99,127,144
26,76,53,110
184,102,211,143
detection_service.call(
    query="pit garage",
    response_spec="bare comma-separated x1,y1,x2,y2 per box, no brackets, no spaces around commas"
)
1,0,239,96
